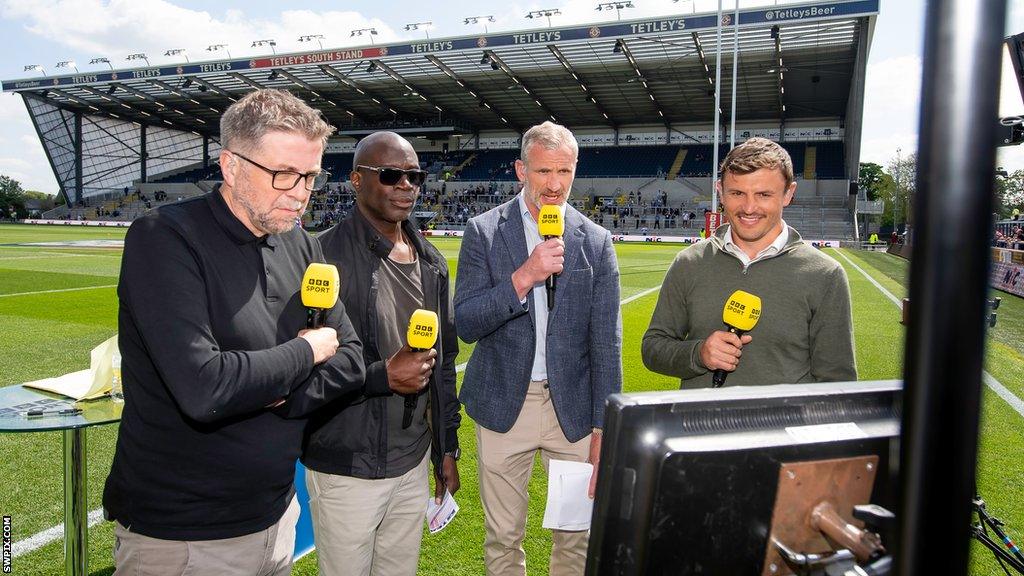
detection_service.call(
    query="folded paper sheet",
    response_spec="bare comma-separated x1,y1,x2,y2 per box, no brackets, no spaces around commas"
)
425,489,459,534
542,459,594,531
23,335,119,400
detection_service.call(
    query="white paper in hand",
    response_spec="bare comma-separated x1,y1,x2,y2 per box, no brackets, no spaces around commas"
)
542,459,594,531
425,489,459,534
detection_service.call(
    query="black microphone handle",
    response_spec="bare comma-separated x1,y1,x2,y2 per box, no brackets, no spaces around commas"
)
402,346,430,429
543,233,560,310
546,274,556,310
711,326,742,388
306,307,325,329
711,368,728,388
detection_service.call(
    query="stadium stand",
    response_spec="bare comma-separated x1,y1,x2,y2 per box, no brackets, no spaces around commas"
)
4,0,875,240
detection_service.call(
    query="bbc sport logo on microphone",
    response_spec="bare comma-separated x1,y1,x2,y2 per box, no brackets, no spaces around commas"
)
540,212,560,226
411,324,435,339
305,277,333,294
726,298,761,321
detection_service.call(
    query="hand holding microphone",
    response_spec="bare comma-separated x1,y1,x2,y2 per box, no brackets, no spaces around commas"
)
537,205,565,310
387,309,438,395
699,290,762,387
299,263,341,364
391,309,439,428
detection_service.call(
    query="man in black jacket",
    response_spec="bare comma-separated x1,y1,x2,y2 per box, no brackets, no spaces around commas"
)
306,131,461,575
104,89,368,576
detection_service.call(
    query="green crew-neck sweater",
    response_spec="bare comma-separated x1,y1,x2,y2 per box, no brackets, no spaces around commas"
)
641,226,857,389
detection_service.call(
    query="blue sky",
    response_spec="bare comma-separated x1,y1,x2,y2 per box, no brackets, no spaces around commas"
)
0,0,1021,193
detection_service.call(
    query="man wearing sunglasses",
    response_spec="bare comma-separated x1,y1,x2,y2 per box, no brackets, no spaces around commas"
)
305,131,461,576
104,89,369,575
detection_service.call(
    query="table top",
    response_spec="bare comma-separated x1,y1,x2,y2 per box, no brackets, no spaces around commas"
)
0,385,122,432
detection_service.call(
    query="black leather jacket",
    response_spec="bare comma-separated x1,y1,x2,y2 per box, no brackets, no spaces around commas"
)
302,206,460,479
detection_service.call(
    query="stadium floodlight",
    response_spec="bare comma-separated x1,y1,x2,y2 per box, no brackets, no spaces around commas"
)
298,34,325,50
525,8,561,27
251,39,277,54
366,61,379,74
164,48,188,62
463,15,496,33
404,21,432,39
55,60,78,73
207,44,232,59
126,53,150,66
612,38,624,53
23,64,45,76
89,57,113,70
350,28,378,45
595,2,634,20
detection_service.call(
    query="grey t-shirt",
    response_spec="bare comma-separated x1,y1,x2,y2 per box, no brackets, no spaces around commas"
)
376,254,431,477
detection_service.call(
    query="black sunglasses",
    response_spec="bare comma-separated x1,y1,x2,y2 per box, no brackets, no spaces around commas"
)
356,165,428,187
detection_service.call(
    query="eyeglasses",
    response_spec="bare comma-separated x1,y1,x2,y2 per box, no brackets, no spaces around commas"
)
356,165,428,187
229,150,331,191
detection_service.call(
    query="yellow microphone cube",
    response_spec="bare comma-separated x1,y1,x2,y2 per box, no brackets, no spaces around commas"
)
301,263,340,310
722,290,762,332
407,309,439,350
538,204,565,237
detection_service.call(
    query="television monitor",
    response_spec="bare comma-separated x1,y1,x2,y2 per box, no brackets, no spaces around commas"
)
586,380,901,575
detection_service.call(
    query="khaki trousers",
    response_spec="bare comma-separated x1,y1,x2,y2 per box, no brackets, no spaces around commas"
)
112,496,299,576
477,380,592,576
305,451,429,576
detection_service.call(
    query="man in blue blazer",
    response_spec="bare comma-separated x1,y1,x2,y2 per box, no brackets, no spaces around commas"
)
454,121,623,576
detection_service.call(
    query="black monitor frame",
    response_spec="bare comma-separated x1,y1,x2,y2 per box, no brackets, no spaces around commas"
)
586,380,902,576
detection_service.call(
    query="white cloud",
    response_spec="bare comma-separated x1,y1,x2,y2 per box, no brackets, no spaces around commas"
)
1,0,399,64
859,55,922,168
0,156,31,169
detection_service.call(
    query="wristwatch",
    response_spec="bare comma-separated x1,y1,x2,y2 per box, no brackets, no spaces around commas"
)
445,447,462,461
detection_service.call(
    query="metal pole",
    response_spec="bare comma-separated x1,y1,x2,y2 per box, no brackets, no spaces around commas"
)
898,0,1005,575
711,0,724,214
64,428,87,576
729,0,739,148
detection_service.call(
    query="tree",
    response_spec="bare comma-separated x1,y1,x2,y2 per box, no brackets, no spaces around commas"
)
0,174,27,219
995,169,1024,218
858,162,886,200
882,152,916,232
23,190,57,212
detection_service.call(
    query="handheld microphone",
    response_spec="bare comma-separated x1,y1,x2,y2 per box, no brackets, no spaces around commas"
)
301,263,340,328
402,309,439,428
712,290,762,388
407,309,439,351
537,204,564,310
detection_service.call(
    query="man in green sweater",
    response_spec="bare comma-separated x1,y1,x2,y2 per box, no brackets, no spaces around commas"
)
642,137,856,388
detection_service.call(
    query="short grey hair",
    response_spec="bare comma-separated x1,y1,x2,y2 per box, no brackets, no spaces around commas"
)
220,89,335,153
520,121,579,165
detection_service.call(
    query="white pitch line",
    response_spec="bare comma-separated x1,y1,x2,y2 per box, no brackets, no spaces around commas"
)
833,248,1024,419
14,283,666,558
0,285,117,299
0,253,82,261
12,509,105,558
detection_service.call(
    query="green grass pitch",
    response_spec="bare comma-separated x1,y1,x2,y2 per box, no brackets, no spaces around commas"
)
0,224,1021,575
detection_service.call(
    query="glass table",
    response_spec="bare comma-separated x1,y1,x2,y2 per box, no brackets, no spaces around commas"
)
0,385,122,576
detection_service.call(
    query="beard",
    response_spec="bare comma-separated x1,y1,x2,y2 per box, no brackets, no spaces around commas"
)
523,183,569,211
233,176,304,235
